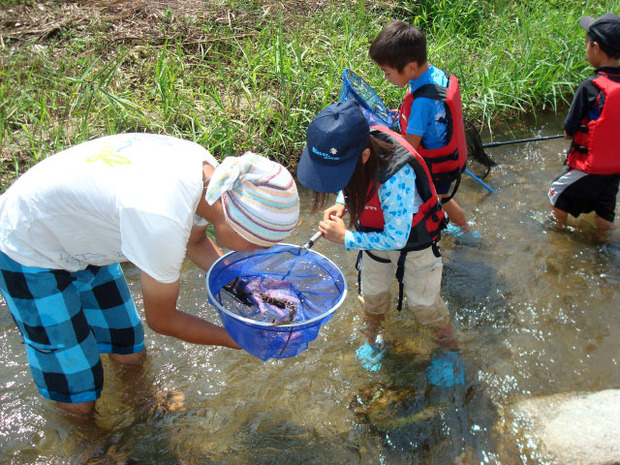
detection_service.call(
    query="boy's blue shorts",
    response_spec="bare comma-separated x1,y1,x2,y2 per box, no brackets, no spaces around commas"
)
434,179,455,196
0,252,145,403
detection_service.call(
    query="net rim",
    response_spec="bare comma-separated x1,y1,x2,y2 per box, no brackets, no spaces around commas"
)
341,68,395,127
206,243,348,328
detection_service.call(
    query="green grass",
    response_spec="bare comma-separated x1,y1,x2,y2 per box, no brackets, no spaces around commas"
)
0,0,617,189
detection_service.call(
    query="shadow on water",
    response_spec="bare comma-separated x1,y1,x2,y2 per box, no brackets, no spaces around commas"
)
0,112,619,464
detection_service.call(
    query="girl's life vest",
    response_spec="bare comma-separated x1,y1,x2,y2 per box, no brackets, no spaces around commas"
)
356,126,446,251
567,72,620,175
354,126,446,310
399,73,468,184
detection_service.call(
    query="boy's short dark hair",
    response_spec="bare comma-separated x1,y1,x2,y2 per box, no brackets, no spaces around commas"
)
369,20,427,72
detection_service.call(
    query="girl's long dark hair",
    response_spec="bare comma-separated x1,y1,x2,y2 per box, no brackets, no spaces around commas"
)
310,134,395,227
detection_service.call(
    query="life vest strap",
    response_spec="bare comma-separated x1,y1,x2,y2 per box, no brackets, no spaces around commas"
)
411,84,448,100
440,171,462,203
363,249,391,263
424,148,460,165
396,251,407,311
357,241,442,312
570,141,588,154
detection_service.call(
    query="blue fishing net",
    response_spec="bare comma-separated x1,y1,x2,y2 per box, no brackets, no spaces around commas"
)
206,244,347,361
339,68,398,130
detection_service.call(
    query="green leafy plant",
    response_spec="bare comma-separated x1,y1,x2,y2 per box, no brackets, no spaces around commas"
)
0,0,614,191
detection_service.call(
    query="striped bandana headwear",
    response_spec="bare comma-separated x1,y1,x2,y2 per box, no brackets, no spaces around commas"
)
204,152,300,246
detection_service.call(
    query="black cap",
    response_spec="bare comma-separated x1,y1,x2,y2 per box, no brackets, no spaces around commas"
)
579,14,620,57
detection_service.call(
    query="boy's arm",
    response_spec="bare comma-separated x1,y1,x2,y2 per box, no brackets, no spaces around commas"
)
404,97,433,149
404,133,423,149
140,271,241,349
185,224,222,272
564,79,599,137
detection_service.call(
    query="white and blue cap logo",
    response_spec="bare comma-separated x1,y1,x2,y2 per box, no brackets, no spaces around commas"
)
311,146,339,161
297,100,370,193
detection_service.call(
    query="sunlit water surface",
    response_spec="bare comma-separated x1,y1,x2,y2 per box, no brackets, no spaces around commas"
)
1,117,618,464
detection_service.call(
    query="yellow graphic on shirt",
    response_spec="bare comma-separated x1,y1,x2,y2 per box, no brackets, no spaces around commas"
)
85,143,132,167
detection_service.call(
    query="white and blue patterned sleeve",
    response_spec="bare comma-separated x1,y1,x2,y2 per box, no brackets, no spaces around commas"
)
335,190,346,204
344,164,422,251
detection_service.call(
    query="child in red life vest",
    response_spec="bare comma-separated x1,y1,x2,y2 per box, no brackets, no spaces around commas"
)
297,100,454,371
368,20,472,237
548,14,620,240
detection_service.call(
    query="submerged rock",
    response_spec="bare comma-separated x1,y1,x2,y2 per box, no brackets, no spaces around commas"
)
508,389,620,465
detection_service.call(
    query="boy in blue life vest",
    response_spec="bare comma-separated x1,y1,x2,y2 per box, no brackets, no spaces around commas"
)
369,20,472,237
548,13,620,241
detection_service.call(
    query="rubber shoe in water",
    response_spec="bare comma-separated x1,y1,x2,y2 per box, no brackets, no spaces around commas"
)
426,350,465,387
443,223,462,237
443,223,481,240
356,336,388,372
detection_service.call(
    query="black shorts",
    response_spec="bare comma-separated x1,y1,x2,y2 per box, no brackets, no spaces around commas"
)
548,167,619,222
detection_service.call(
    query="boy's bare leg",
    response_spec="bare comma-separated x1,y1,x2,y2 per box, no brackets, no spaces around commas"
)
595,215,615,241
57,400,96,417
550,206,568,226
111,349,184,413
441,198,469,231
109,350,147,365
109,349,148,399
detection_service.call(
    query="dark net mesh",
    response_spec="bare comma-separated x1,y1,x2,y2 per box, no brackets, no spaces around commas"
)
206,244,347,361
464,119,497,178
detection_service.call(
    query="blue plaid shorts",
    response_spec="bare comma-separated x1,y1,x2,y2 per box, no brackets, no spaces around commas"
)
0,252,145,403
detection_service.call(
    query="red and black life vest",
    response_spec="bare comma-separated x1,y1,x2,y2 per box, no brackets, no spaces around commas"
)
357,126,446,251
354,126,446,310
567,72,620,175
399,73,468,184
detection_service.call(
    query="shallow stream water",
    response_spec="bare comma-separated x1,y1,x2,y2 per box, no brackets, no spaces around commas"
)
1,116,619,464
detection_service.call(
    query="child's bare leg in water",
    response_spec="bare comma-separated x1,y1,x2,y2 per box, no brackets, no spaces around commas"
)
358,293,390,345
442,197,470,232
551,206,569,227
595,214,617,242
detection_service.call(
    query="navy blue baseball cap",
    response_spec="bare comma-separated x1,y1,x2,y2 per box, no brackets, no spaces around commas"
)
579,13,620,57
297,100,370,193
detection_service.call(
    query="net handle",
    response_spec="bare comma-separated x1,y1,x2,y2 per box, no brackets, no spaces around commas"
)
302,230,322,249
483,134,563,148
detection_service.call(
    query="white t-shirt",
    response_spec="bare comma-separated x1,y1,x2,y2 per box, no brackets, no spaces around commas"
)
0,133,218,283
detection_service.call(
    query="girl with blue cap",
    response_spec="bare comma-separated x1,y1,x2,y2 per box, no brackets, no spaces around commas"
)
297,100,454,371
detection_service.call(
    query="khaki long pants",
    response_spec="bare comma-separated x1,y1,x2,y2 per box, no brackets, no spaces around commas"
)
359,246,450,331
